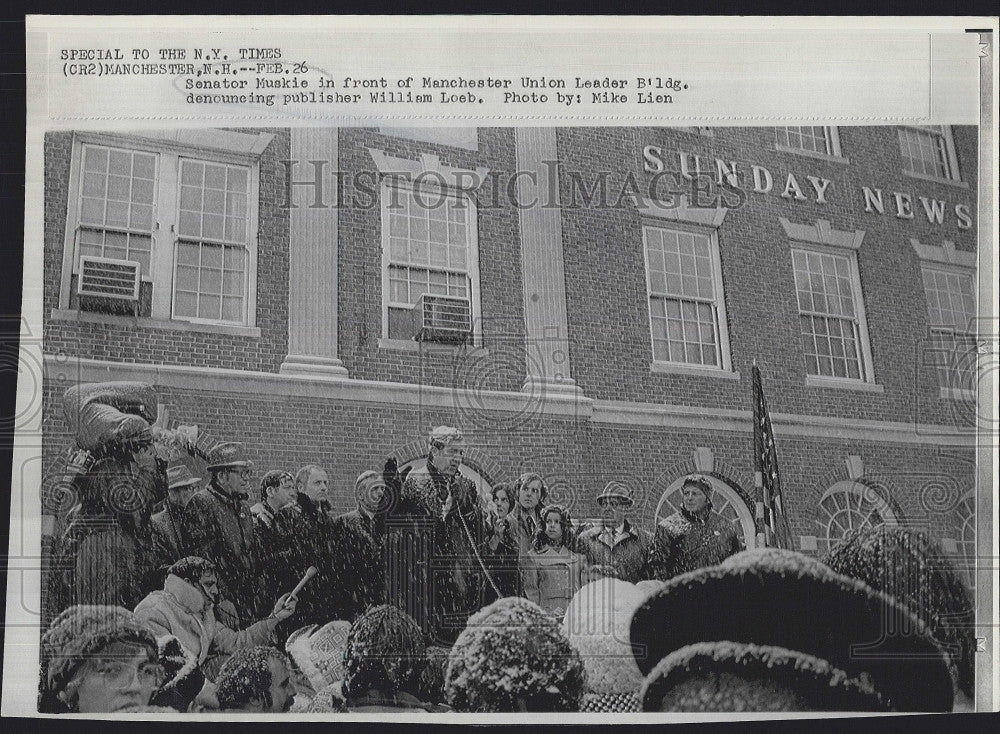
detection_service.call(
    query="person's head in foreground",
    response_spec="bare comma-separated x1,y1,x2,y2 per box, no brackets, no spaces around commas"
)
563,578,645,712
341,604,428,708
445,597,586,712
822,524,976,704
629,547,955,712
640,641,889,711
40,605,163,713
214,646,296,712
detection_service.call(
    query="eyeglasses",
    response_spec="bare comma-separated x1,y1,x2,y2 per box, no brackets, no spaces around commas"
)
90,659,165,688
227,468,252,479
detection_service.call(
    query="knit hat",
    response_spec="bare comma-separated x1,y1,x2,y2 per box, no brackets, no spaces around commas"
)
640,641,889,712
629,547,954,712
445,596,586,713
822,525,976,698
342,605,427,699
562,578,645,697
40,605,159,696
285,620,352,693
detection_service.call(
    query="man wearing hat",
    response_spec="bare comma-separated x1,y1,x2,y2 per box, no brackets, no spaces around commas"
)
182,442,259,628
150,465,202,571
649,474,742,581
576,481,654,584
388,426,492,645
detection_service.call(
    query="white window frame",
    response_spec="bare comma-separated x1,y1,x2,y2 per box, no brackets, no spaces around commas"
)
898,125,962,183
910,238,978,401
59,132,262,327
791,242,876,385
919,263,978,401
642,221,734,374
379,176,482,346
815,480,898,555
774,126,845,160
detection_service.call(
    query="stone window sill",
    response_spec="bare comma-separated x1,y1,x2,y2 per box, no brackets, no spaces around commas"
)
377,337,487,357
901,170,968,189
50,309,262,338
805,374,884,393
774,144,850,165
650,362,741,381
939,386,976,402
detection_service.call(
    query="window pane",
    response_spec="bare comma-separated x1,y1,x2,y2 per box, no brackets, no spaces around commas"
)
174,291,197,317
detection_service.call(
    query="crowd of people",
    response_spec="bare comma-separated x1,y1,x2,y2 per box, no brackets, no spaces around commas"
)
38,380,976,714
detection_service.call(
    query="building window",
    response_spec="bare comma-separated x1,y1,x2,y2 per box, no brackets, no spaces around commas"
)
381,179,479,341
791,246,873,381
774,126,841,157
76,145,157,276
921,265,977,394
62,133,261,327
643,224,732,369
817,481,897,554
173,161,251,323
898,125,961,181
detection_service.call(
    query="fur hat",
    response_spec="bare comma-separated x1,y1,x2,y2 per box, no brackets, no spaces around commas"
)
822,525,976,698
445,597,586,713
629,547,954,712
40,605,159,696
284,620,352,693
640,641,889,712
562,578,645,696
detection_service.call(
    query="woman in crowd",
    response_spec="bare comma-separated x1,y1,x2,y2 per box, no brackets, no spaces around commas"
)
506,472,546,558
521,504,586,617
39,605,165,713
483,482,520,602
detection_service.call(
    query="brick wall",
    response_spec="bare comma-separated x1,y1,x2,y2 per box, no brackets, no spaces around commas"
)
558,126,978,427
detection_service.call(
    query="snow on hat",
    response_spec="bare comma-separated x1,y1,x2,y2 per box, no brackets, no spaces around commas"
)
40,605,159,696
629,547,954,712
562,578,645,696
640,641,889,712
822,525,976,699
285,620,352,693
445,596,586,713
342,605,426,698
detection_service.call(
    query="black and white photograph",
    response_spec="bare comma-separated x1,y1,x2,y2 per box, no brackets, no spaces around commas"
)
4,15,996,721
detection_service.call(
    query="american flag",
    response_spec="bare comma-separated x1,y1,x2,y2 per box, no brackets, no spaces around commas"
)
752,362,793,549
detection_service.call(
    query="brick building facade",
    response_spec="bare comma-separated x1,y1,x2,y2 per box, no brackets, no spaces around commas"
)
40,125,979,581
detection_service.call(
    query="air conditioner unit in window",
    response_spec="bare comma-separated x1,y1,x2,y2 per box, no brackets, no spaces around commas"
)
77,256,142,302
412,294,472,344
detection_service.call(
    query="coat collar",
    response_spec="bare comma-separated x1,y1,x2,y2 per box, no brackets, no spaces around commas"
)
163,573,210,615
208,479,248,504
